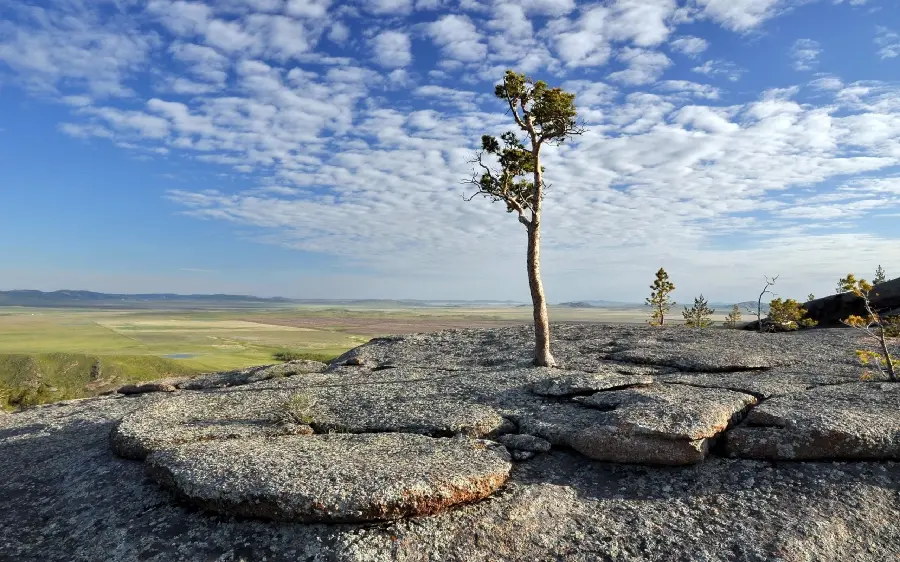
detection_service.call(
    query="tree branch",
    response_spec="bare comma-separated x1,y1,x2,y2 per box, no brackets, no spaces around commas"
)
462,150,531,228
506,98,527,131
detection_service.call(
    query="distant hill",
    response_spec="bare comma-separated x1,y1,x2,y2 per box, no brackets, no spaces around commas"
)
0,290,294,308
0,290,526,309
555,300,641,308
707,301,771,314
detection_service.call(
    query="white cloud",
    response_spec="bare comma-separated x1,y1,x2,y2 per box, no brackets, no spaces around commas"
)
809,75,843,90
693,0,785,32
427,14,487,63
875,26,900,59
790,38,821,71
0,4,155,97
361,0,415,15
656,80,721,99
4,0,900,302
606,0,678,47
608,48,672,86
518,0,576,16
371,31,413,68
669,35,709,57
327,22,351,44
692,59,745,81
548,6,612,68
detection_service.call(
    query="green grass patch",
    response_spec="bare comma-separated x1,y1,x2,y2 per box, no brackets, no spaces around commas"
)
272,349,341,364
0,353,203,410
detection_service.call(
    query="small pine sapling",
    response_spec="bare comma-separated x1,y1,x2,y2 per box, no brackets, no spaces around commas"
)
839,274,897,381
807,293,815,302
646,267,675,327
873,265,886,285
724,304,742,329
683,294,715,328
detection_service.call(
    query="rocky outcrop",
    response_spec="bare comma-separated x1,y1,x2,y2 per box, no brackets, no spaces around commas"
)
530,370,654,396
568,384,756,465
803,276,900,327
117,382,178,395
113,360,328,396
725,382,900,460
110,390,505,461
2,324,899,561
146,433,512,522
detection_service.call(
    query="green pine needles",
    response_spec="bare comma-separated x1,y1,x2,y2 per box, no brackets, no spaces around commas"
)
646,268,675,327
683,295,715,328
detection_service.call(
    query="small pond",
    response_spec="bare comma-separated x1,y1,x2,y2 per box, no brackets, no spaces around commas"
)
162,353,199,359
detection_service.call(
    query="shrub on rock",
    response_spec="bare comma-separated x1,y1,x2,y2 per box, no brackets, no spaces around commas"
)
682,294,715,328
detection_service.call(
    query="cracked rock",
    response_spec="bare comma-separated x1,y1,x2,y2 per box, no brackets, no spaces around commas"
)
568,384,757,465
111,389,505,460
496,433,552,453
175,359,327,390
117,382,179,395
725,382,900,460
530,371,654,397
146,433,512,522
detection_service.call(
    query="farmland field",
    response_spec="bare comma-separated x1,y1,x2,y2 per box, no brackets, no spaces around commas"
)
0,304,734,409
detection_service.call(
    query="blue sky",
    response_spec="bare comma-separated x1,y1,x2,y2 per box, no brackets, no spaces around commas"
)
0,0,898,303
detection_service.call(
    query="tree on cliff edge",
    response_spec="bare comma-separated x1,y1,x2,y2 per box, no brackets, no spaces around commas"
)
465,70,584,367
646,268,675,326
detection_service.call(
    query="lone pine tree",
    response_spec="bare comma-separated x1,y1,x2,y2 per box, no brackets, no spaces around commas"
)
465,70,583,367
646,268,675,327
683,294,715,328
724,304,742,328
873,265,886,285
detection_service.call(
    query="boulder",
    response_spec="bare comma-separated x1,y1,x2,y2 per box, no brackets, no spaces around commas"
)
802,277,900,327
566,384,757,465
146,433,512,522
725,382,900,460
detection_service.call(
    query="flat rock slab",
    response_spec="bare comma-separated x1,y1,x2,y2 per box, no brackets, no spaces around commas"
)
569,384,757,465
725,382,900,460
111,390,505,460
177,360,327,390
145,433,512,522
117,382,179,395
607,345,773,372
657,370,861,399
530,371,654,397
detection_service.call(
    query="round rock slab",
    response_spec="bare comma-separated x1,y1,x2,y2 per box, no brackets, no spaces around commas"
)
146,433,512,523
110,390,505,460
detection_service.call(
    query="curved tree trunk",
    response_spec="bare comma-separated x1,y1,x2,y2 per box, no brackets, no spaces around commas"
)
526,222,555,367
528,138,555,368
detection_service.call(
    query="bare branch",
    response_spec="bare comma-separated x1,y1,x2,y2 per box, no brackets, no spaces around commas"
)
461,150,531,228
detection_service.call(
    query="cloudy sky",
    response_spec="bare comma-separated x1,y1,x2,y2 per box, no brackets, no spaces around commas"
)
0,0,898,304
